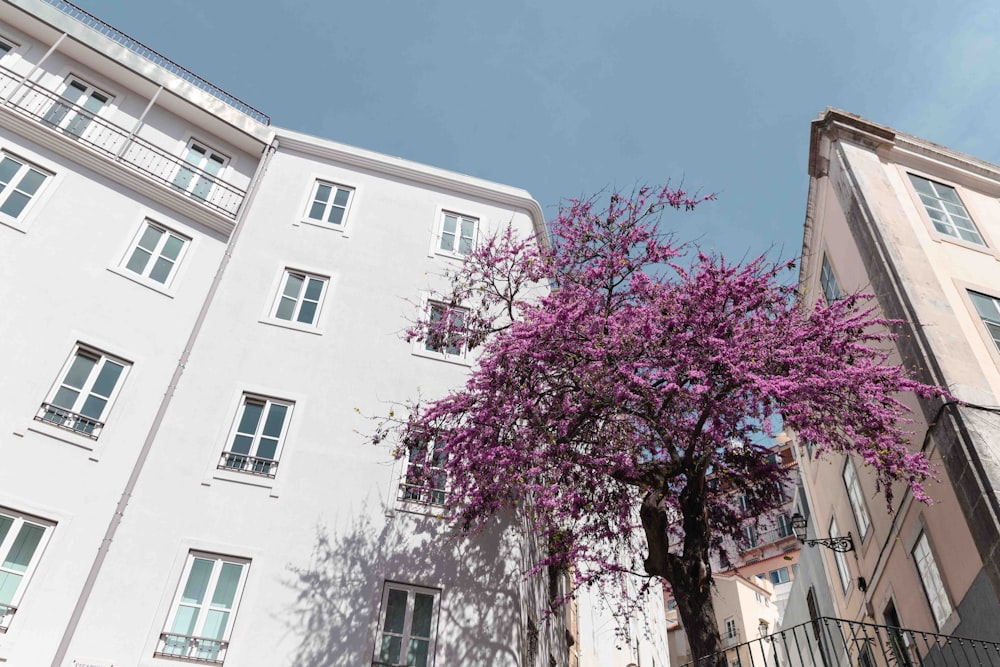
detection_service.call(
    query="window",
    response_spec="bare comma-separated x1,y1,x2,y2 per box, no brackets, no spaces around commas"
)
820,254,841,303
843,459,871,540
0,509,52,632
304,180,353,227
173,140,228,203
219,396,292,478
969,291,1000,355
666,598,677,610
272,270,328,327
437,212,477,256
912,531,953,629
37,345,130,439
742,524,758,548
424,302,467,357
769,567,790,585
399,440,447,506
42,77,111,139
830,518,851,593
155,553,248,664
908,174,984,245
724,617,738,640
122,221,188,286
374,583,439,667
0,152,48,223
776,513,794,538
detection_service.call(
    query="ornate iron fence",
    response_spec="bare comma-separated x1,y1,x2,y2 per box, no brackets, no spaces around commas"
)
682,617,1000,667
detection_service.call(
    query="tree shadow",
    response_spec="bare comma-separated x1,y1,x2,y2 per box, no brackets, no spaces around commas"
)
283,503,530,666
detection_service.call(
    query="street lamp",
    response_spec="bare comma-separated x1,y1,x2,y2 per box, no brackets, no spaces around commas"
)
790,512,854,553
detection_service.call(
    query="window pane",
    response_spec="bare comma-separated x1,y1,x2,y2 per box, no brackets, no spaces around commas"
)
237,402,264,435
275,297,296,320
0,191,30,218
380,635,402,663
150,257,174,284
407,638,430,667
256,437,278,460
211,563,243,608
202,609,230,640
0,515,12,546
304,278,324,301
282,274,304,299
262,404,287,438
0,157,20,185
308,202,325,220
64,354,97,390
383,588,407,634
411,592,435,637
0,572,23,606
126,247,152,274
181,558,213,605
51,386,80,409
314,184,331,204
170,604,199,635
18,169,46,196
2,523,43,572
231,434,254,455
91,361,124,398
162,235,185,261
326,206,344,225
333,188,350,206
296,300,317,324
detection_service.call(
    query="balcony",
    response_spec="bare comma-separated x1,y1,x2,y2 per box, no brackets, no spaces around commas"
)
154,632,228,664
681,616,1000,666
218,451,278,478
0,65,247,219
35,402,103,439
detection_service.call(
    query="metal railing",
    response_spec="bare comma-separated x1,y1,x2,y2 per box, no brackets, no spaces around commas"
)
0,603,16,632
154,632,228,663
218,451,278,478
35,402,103,439
0,64,247,218
398,481,447,506
40,0,269,124
682,617,1000,667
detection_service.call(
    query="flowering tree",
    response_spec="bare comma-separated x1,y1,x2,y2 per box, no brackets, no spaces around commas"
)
372,186,945,663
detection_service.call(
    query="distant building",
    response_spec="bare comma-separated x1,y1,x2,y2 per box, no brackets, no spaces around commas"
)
784,108,1000,645
0,0,611,665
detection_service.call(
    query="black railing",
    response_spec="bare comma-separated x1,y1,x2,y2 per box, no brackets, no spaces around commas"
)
682,617,1000,666
36,402,103,439
0,65,247,218
218,451,278,478
154,632,228,663
0,602,16,632
40,0,269,124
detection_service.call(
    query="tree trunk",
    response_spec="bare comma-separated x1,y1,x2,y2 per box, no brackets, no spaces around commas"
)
641,490,725,666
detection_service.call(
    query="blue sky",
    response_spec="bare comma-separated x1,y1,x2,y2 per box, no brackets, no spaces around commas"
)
79,0,1000,261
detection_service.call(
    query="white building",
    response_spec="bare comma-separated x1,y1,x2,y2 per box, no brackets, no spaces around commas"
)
0,1,589,665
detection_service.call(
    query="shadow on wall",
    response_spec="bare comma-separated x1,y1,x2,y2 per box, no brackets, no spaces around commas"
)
283,505,526,667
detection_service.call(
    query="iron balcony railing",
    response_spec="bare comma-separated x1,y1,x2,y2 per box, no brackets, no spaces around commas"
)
40,0,269,124
154,632,228,664
36,402,103,439
218,451,278,478
0,602,16,632
682,616,1000,667
398,481,447,506
0,64,247,218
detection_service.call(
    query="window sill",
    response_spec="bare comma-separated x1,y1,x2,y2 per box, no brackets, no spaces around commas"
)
0,216,28,234
257,318,323,336
207,468,280,497
411,348,471,367
432,249,472,262
294,218,349,237
107,266,177,298
930,234,1000,260
26,423,100,458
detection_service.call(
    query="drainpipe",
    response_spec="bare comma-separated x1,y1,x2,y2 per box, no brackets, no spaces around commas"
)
49,136,279,667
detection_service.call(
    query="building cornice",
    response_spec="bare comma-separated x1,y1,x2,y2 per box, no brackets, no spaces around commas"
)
276,133,549,245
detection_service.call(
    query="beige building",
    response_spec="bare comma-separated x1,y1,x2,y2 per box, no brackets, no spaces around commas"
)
783,108,1000,646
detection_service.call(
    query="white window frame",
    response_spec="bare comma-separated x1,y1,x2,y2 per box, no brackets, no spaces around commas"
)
724,616,738,640
434,210,479,258
412,297,471,365
373,582,440,667
301,179,355,231
218,394,293,478
768,567,790,585
912,531,953,630
843,459,872,541
0,151,50,229
267,268,329,330
968,290,1000,356
173,139,230,203
906,172,987,247
36,344,131,440
830,518,851,593
118,219,190,289
819,253,841,303
0,507,53,633
398,440,448,507
155,552,249,664
42,76,113,141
